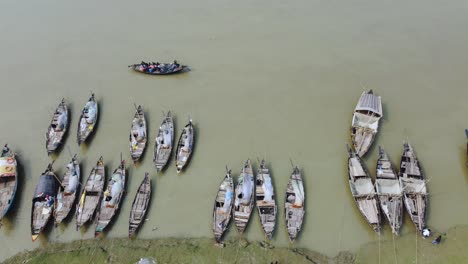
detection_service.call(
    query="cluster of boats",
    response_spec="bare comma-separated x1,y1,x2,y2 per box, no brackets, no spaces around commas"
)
212,160,305,244
348,90,428,236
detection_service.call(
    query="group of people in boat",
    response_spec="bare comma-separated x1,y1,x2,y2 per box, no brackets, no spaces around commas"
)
138,60,181,73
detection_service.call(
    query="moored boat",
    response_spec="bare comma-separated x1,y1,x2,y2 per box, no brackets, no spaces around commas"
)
399,142,428,235
175,119,194,173
212,167,234,243
54,155,80,226
154,111,174,172
75,157,105,230
129,172,151,238
347,145,381,232
31,163,58,241
376,146,403,235
350,90,383,157
0,145,18,226
129,105,147,163
46,99,69,154
284,165,305,242
95,157,126,236
77,93,98,145
233,159,254,234
129,61,187,75
255,160,276,240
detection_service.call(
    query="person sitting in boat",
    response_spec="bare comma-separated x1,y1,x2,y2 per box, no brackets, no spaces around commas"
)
45,195,55,207
104,189,112,202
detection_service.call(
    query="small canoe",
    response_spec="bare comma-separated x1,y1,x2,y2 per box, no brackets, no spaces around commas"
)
129,172,151,238
175,119,195,173
77,93,98,145
129,61,187,75
153,111,174,172
465,129,468,166
129,105,147,163
376,146,403,235
75,157,105,230
0,145,18,226
256,160,277,240
399,142,428,235
233,159,255,234
212,168,234,243
95,158,126,236
285,165,305,243
54,155,80,226
350,90,383,157
46,99,69,154
31,163,58,241
347,145,381,232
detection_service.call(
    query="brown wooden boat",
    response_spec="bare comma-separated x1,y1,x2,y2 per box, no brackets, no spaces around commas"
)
54,155,80,226
212,168,234,243
233,159,254,234
129,105,147,163
175,119,194,173
376,146,403,235
129,172,151,238
77,93,98,145
75,157,105,230
129,61,187,75
153,111,174,172
347,145,381,232
399,142,428,235
284,165,305,242
255,159,276,240
0,145,18,227
31,163,58,241
46,99,69,154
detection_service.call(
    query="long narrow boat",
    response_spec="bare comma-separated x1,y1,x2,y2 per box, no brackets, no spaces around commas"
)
284,165,305,242
54,155,80,226
77,93,98,145
0,145,18,226
347,145,381,232
350,90,383,157
233,159,254,234
129,172,151,238
31,163,57,241
153,111,174,172
46,99,69,154
175,119,194,173
75,157,105,230
465,129,468,166
129,61,187,75
212,168,234,243
399,142,428,235
255,159,276,240
95,158,126,236
376,146,403,235
129,105,147,163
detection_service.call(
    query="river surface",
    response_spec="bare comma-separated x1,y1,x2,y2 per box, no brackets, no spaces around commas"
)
1,0,468,262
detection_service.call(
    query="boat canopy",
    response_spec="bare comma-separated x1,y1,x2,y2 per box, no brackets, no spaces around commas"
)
355,91,383,117
33,174,57,198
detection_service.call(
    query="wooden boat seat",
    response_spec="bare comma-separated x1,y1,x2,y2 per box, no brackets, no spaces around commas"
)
349,178,374,196
399,178,427,194
376,179,402,195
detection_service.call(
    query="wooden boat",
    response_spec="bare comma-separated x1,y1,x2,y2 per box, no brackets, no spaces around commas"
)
153,111,174,172
350,90,383,157
129,105,147,163
175,119,194,173
129,61,187,75
54,155,80,226
233,159,254,234
212,168,234,243
77,93,98,145
129,172,151,238
284,165,305,242
75,157,105,230
376,146,403,235
46,99,69,154
0,145,18,226
31,163,58,241
399,142,428,235
465,129,468,166
95,158,126,236
347,145,381,232
255,160,276,240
